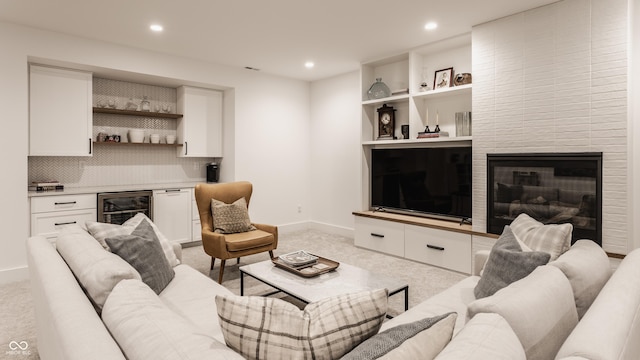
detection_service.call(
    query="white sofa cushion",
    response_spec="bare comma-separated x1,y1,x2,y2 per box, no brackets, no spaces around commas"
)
342,312,456,360
556,248,640,360
434,313,525,360
102,279,244,360
158,264,234,344
215,289,387,360
468,265,578,360
550,239,611,319
55,225,141,312
510,213,572,260
86,213,179,266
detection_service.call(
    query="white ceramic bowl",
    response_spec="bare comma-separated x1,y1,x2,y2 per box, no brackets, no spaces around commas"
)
128,129,145,143
150,134,160,144
165,135,176,144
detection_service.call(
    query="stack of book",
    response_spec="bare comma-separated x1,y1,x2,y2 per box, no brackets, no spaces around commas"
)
417,131,449,139
279,250,318,268
29,180,64,192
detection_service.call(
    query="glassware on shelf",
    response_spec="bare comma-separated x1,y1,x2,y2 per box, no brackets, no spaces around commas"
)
125,98,138,111
140,96,151,111
367,78,391,100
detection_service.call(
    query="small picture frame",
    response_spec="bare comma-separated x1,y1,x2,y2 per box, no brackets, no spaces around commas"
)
434,67,454,89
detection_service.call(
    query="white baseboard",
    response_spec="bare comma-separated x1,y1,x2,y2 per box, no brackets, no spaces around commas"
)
0,266,29,285
277,221,354,239
308,221,354,238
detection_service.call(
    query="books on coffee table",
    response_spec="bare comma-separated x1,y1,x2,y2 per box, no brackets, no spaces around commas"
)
279,250,318,267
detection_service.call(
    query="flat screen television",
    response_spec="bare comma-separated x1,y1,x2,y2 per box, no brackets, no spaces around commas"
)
371,146,472,222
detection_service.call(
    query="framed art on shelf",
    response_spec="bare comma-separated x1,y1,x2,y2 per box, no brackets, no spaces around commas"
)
434,67,454,89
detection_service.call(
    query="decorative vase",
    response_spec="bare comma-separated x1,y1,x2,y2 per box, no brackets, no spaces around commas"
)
140,96,151,111
367,78,391,100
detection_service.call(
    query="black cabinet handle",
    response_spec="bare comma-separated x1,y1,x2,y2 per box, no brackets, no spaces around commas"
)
427,244,445,251
89,138,92,154
184,141,188,155
55,221,77,226
54,201,77,205
165,189,181,193
371,233,384,238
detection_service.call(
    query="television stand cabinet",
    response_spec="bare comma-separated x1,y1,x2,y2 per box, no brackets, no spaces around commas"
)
353,210,478,274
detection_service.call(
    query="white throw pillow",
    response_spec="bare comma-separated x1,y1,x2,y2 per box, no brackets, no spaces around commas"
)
55,225,141,312
216,289,388,360
86,212,179,266
510,213,572,260
468,266,578,360
342,312,456,360
102,279,244,360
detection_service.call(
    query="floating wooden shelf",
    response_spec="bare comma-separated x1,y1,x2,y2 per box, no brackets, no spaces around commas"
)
92,107,183,119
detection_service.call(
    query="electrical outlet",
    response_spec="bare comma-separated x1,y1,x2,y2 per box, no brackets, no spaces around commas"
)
193,162,199,170
297,205,302,213
79,160,86,168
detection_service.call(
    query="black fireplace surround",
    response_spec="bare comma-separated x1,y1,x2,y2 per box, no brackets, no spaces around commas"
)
487,153,602,246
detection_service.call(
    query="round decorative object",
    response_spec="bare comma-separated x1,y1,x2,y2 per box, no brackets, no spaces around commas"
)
367,78,391,100
453,73,472,86
128,129,145,143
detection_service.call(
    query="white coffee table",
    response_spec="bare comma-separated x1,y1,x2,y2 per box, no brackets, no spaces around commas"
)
239,259,409,314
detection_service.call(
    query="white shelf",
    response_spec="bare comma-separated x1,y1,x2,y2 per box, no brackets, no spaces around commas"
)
362,136,472,146
362,93,410,106
412,84,472,100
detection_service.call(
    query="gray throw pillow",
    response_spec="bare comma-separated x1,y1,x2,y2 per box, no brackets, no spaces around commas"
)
106,219,175,294
474,225,550,299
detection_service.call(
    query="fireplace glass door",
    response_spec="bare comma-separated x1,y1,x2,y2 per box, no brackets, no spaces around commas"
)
487,153,602,246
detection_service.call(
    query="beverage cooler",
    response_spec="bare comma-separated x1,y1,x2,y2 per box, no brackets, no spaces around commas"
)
97,190,153,225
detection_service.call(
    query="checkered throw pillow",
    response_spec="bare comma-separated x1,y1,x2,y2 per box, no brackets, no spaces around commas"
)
510,213,572,260
215,289,388,360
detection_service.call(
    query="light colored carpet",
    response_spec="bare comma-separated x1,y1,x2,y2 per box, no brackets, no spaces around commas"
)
0,229,466,359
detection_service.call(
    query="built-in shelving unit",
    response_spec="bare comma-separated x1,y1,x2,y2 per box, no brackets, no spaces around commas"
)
93,141,182,147
361,135,472,147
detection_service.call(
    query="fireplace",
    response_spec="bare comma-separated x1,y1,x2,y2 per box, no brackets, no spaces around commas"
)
487,153,602,246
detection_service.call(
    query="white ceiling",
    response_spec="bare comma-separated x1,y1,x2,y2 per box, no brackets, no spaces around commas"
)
0,0,557,81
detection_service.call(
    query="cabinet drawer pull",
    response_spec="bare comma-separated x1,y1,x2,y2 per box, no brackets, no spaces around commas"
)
55,221,77,226
371,233,385,238
165,189,181,193
427,244,445,251
54,201,77,206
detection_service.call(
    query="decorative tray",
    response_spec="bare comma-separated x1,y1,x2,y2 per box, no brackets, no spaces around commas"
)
271,255,340,278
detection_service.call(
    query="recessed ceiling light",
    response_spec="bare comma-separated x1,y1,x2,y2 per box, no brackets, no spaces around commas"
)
424,22,438,30
150,24,164,32
305,61,315,69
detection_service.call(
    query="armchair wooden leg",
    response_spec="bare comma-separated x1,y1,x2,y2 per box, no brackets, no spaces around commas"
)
236,258,240,265
210,257,216,270
269,250,274,259
218,259,226,284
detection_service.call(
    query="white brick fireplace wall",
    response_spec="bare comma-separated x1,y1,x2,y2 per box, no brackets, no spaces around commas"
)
472,0,629,254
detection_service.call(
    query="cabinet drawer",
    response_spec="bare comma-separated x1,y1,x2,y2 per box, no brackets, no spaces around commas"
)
354,216,404,257
404,224,471,273
31,209,97,239
31,194,95,213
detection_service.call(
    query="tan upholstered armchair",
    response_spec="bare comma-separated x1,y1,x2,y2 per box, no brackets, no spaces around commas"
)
194,181,278,283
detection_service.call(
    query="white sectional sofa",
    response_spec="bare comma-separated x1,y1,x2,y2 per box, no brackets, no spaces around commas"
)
27,228,640,360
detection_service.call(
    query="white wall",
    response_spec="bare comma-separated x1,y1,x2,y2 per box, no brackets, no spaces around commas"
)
309,72,361,236
472,0,631,254
0,21,311,282
631,0,640,250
